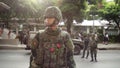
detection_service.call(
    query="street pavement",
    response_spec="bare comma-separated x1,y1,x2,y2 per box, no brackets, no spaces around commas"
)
0,44,26,50
0,43,120,50
75,50,120,68
98,43,120,50
0,50,30,68
0,50,120,68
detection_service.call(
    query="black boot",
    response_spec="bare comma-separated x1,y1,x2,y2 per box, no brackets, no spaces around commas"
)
90,59,93,62
95,57,97,62
81,56,84,58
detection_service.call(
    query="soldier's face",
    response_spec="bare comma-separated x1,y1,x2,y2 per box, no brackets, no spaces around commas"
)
44,17,55,26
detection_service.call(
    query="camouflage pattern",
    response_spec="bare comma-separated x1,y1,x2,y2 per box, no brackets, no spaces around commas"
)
44,6,62,23
89,34,98,62
81,35,90,58
30,27,76,68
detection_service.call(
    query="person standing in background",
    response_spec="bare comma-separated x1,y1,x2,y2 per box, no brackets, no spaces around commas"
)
89,34,98,62
104,32,109,45
81,34,90,58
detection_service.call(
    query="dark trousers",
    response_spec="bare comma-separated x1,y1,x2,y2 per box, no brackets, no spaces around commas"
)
82,44,88,58
90,47,97,61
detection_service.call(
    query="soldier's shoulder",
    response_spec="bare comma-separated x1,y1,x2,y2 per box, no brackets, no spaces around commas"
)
61,30,70,36
34,30,45,38
38,30,45,33
37,30,45,35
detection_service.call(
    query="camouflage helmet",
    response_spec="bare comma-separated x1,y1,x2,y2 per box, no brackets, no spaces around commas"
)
44,6,62,23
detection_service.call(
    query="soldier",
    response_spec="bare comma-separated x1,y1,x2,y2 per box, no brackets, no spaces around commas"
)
81,34,89,58
30,6,76,68
89,34,98,62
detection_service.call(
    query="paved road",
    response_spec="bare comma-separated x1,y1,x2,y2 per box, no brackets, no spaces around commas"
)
0,50,30,68
76,50,120,68
0,50,120,68
1,43,120,50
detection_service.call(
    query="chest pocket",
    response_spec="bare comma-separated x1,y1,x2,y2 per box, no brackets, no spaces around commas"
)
35,33,67,67
43,40,64,50
42,34,65,54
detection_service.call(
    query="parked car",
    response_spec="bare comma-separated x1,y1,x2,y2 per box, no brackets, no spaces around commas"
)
72,39,84,55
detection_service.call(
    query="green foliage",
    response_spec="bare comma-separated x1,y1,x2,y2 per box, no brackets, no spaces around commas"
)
0,0,87,33
85,0,104,20
100,2,119,16
98,1,120,29
114,0,120,5
59,0,86,33
60,0,86,22
109,35,120,43
0,0,87,21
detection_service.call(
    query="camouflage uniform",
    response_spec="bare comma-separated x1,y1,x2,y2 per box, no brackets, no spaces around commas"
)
81,35,89,58
89,34,98,62
30,6,76,68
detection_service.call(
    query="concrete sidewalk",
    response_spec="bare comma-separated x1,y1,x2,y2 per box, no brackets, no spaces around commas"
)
0,43,120,50
0,44,26,50
98,43,120,50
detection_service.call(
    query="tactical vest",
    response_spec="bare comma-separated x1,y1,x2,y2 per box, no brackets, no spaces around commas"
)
90,40,97,48
34,30,68,68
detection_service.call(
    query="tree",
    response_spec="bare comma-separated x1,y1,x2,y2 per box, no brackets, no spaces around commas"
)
98,1,120,42
0,0,87,33
59,0,87,34
114,0,120,5
98,1,120,30
84,0,105,20
0,0,43,28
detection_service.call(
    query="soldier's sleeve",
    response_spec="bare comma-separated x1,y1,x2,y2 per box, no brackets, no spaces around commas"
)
31,33,39,49
64,32,76,68
31,33,39,57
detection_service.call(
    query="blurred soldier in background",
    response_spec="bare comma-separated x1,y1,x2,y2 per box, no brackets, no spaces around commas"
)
81,34,90,58
89,34,98,62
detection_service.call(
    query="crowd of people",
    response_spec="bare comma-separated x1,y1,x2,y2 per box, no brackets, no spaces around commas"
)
18,29,30,49
0,27,30,49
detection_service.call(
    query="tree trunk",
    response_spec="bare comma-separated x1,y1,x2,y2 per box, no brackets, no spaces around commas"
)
66,16,73,34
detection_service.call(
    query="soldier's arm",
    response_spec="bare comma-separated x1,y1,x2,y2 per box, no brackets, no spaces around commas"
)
31,33,39,49
64,32,76,68
31,33,39,57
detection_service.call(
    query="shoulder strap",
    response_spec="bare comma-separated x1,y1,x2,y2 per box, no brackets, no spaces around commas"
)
36,30,45,48
36,30,67,48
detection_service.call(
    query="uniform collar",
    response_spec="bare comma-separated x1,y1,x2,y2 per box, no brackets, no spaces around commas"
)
45,27,61,36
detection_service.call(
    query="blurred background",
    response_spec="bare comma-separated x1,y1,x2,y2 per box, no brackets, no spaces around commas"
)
0,0,120,43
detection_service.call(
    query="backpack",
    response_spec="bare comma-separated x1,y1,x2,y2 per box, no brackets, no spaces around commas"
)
34,30,68,68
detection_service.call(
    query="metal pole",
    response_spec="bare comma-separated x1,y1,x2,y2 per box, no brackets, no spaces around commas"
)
93,15,95,33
